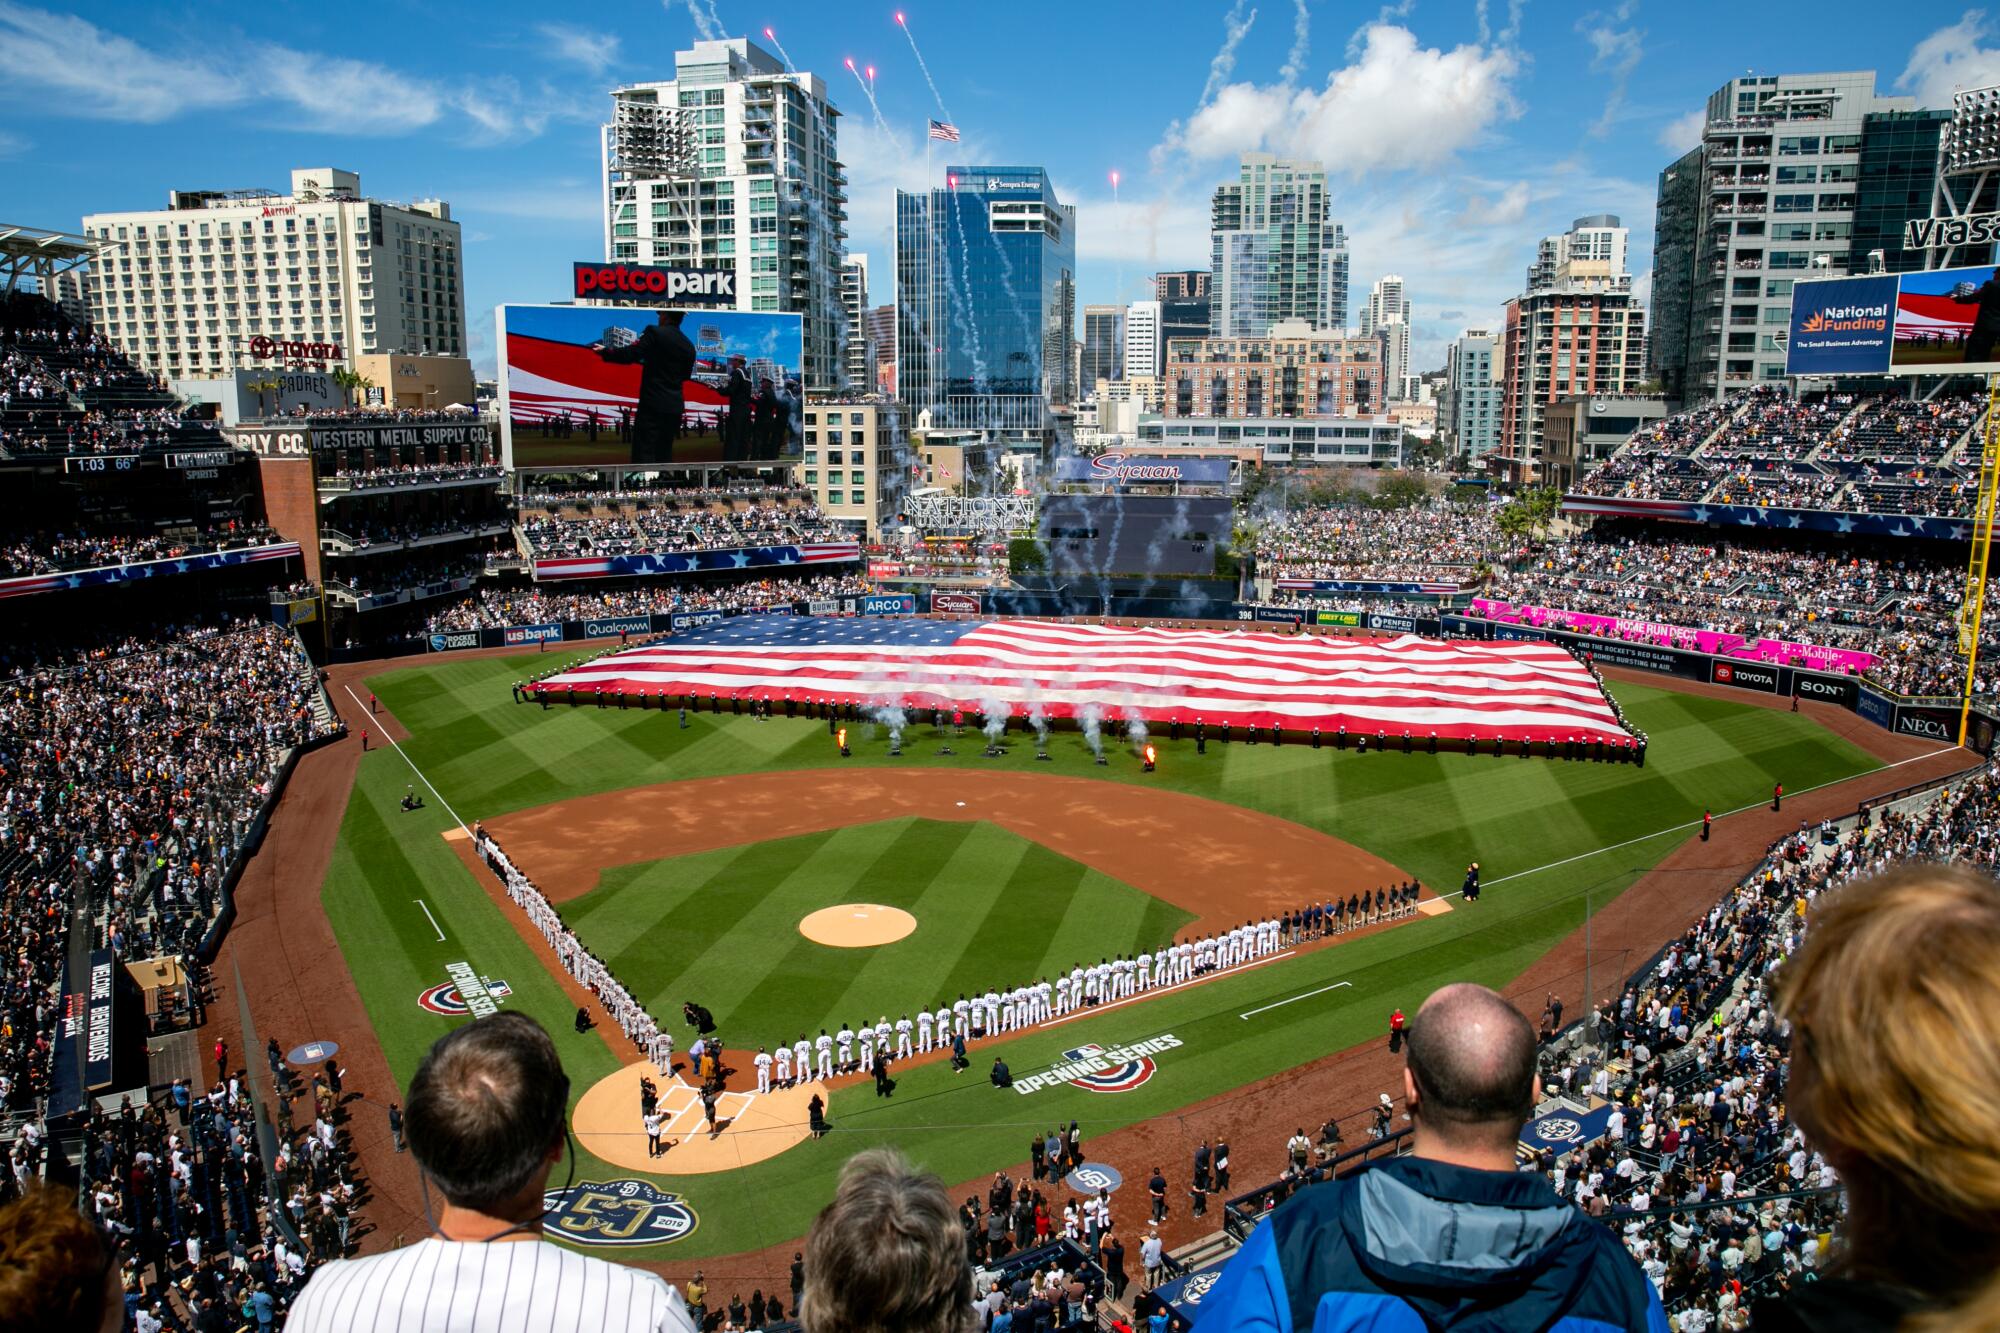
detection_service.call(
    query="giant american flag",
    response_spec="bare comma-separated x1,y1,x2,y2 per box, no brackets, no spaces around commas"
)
528,616,1633,742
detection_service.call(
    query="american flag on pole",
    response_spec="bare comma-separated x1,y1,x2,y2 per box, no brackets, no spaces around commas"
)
527,617,1632,742
928,119,960,142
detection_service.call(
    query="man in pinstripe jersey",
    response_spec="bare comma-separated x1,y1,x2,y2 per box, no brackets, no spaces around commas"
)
285,1013,697,1333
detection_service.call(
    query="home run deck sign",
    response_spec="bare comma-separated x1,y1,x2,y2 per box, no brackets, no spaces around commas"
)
1013,1035,1182,1095
544,1180,698,1247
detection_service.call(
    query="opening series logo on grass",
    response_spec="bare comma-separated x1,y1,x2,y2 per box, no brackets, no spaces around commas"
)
1012,1035,1182,1095
417,962,511,1016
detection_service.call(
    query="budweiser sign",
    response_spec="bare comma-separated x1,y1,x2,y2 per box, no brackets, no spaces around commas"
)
247,335,344,361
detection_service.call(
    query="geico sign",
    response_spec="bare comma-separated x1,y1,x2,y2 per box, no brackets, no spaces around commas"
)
573,262,735,303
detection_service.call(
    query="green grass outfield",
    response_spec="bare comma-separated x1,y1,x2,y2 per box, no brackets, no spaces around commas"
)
317,648,1883,1260
563,817,1195,1041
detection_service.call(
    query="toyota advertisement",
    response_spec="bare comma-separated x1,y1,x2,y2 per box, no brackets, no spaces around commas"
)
1787,264,2000,376
497,304,803,469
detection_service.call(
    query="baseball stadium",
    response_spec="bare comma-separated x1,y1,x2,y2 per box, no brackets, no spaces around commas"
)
7,45,2000,1333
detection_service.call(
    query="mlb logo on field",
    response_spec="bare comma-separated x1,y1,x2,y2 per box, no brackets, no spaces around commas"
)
1061,1043,1158,1094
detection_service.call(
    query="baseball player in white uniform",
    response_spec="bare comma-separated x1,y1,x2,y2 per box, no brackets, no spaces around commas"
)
895,1014,914,1059
754,1047,773,1094
774,1042,792,1087
933,1004,951,1048
917,1008,934,1053
836,1024,855,1071
814,1030,834,1080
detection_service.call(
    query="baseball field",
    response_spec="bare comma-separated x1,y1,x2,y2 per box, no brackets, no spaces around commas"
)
313,642,1888,1262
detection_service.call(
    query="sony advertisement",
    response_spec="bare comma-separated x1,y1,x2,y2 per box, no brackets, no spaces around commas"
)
1787,263,2000,376
497,304,803,469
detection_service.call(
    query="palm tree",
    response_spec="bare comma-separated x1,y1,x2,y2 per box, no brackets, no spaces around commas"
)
244,376,280,419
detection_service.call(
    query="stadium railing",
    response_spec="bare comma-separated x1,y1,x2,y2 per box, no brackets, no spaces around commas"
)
1219,1125,1414,1243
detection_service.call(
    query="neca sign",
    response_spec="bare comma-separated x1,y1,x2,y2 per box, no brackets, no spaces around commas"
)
573,262,735,305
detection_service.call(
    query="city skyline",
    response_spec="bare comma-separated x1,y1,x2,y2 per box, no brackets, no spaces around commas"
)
5,2,2000,380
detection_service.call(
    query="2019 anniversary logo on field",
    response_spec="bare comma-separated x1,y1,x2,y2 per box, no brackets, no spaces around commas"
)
544,1180,698,1247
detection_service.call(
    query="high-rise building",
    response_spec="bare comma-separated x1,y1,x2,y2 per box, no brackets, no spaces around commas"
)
865,303,897,397
1164,320,1383,418
1155,269,1211,346
1440,329,1503,461
81,166,465,383
1080,304,1124,396
800,399,902,536
894,166,1077,436
1361,275,1413,401
1497,215,1647,482
1124,299,1162,380
601,38,847,390
1648,72,1921,404
840,254,873,392
1210,155,1348,337
48,267,91,326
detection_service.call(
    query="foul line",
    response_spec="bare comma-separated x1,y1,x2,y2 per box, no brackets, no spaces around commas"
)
345,684,471,835
1435,744,1967,902
1038,949,1297,1030
1240,979,1351,1021
413,899,447,942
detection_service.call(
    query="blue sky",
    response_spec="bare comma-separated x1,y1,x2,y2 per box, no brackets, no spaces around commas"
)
4,1,2000,377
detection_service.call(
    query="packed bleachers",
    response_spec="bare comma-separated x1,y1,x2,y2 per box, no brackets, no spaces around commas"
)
421,571,875,632
0,293,216,457
1526,764,2000,1324
0,520,279,578
0,619,338,1118
1575,387,1984,518
1251,497,1517,582
516,485,848,558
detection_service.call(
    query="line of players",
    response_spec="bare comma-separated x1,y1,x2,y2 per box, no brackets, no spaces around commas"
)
745,882,1423,1094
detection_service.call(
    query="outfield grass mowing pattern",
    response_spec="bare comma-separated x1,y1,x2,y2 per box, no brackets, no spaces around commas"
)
308,648,1886,1259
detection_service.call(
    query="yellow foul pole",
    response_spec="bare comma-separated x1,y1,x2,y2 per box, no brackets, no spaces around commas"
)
1958,372,2000,747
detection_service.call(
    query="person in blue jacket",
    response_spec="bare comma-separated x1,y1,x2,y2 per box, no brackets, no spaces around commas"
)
1196,983,1668,1333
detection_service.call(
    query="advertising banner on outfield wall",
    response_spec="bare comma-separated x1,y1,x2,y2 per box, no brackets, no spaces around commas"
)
1787,265,2000,376
931,590,982,616
1249,606,1305,624
1365,612,1435,634
1314,610,1362,627
1858,686,1896,730
1710,659,1779,693
669,610,727,633
583,616,651,638
861,594,916,616
503,622,563,646
807,599,840,616
1791,673,1859,708
1893,704,1959,744
430,630,480,652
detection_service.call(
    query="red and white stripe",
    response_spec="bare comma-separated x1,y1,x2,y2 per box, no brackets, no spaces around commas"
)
531,542,861,581
531,619,1631,741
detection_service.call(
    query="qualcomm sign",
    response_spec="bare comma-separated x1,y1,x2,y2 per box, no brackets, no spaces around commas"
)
1053,453,1229,486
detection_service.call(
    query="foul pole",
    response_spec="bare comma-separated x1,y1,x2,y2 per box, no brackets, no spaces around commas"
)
1961,372,2000,746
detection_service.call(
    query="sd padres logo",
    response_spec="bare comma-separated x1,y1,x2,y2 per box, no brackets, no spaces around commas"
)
544,1180,698,1248
1061,1043,1157,1093
1533,1116,1583,1143
1178,1270,1223,1307
417,977,512,1015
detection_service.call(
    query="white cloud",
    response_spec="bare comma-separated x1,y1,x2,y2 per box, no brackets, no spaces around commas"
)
1900,10,2000,108
1658,108,1705,154
257,49,443,134
1578,1,1644,138
1168,24,1522,178
1455,180,1532,227
535,23,621,76
0,130,26,158
0,1,241,121
1061,188,1212,301
454,183,603,224
0,1,574,142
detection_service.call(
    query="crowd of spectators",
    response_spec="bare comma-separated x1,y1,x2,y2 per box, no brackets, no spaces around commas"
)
518,486,847,558
0,618,338,1123
0,521,279,579
1251,497,1515,582
320,463,503,491
422,572,874,632
1522,764,2000,1328
1576,387,1984,517
0,294,213,457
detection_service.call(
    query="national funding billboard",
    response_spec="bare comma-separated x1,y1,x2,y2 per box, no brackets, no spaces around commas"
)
1787,263,2000,376
496,304,804,469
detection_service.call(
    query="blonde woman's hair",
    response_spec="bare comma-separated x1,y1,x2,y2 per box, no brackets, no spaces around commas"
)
800,1148,974,1333
1774,863,2000,1330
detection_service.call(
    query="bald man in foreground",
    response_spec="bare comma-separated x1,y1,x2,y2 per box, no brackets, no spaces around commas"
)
1196,983,1667,1332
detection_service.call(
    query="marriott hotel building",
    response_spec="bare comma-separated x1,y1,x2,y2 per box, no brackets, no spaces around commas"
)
80,166,467,382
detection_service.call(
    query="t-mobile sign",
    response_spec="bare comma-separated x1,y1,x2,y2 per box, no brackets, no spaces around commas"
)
573,262,736,306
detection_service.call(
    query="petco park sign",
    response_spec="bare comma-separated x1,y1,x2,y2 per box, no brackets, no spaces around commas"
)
573,261,736,305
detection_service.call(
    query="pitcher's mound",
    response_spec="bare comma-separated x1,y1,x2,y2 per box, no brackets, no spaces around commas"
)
799,903,916,948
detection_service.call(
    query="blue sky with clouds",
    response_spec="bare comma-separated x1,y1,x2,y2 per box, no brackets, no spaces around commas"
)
4,1,2000,376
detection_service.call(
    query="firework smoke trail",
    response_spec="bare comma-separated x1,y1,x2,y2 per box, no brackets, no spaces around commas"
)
1124,709,1149,753
1079,703,1105,759
870,703,907,745
842,59,895,135
895,10,955,123
678,0,723,41
1027,701,1050,749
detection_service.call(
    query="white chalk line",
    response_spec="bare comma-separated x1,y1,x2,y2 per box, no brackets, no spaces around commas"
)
413,899,446,943
1240,979,1351,1020
345,684,471,835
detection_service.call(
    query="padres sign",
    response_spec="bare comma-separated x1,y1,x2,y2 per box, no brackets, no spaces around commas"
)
544,1180,699,1247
